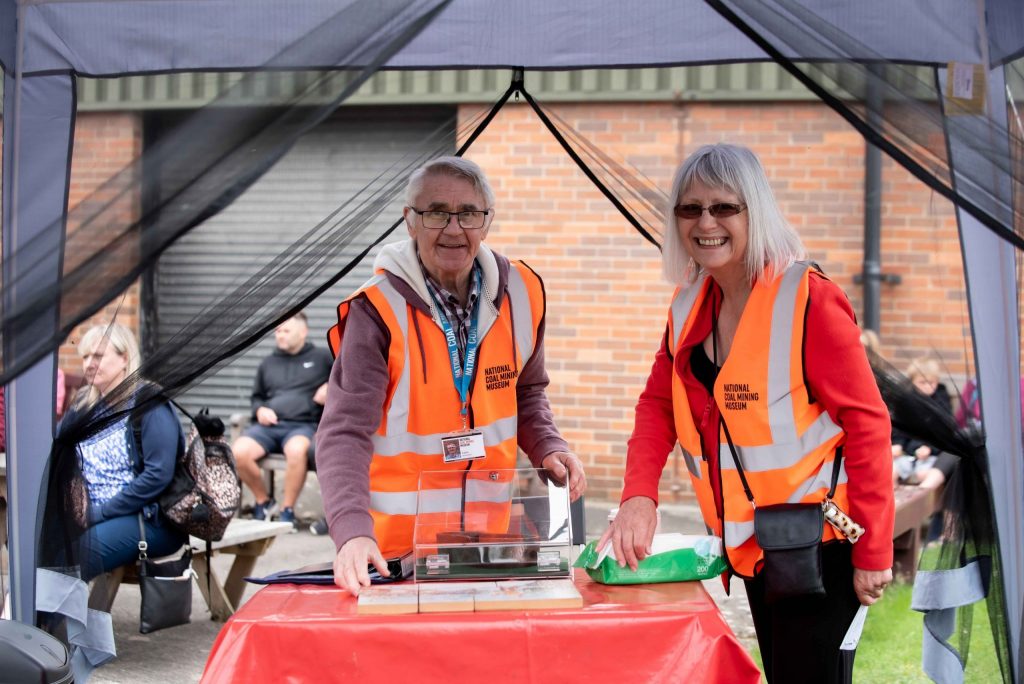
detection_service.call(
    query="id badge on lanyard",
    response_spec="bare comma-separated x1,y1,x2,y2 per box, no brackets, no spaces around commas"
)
431,268,485,463
440,431,486,463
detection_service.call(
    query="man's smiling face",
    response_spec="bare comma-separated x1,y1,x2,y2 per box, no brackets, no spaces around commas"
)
404,173,491,289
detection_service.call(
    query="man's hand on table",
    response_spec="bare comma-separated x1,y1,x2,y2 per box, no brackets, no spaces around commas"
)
595,495,657,572
334,536,390,596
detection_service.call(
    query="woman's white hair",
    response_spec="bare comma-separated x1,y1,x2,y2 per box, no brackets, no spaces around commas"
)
73,322,141,410
405,156,496,208
662,143,805,286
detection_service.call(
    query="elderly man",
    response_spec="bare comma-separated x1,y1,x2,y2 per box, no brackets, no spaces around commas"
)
233,312,333,528
318,156,585,595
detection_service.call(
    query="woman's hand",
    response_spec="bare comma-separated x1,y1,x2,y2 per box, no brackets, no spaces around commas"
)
333,536,390,596
595,496,658,571
853,567,893,605
541,451,587,502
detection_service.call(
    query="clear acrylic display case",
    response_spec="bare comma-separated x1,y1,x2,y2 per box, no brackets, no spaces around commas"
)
412,468,573,581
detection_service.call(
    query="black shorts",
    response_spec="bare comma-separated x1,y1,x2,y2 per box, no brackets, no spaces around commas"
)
243,421,316,469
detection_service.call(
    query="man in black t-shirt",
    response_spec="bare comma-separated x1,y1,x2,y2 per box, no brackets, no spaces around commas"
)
233,312,333,527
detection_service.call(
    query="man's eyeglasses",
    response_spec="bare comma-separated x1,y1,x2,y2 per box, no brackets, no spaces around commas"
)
408,207,492,230
673,202,746,220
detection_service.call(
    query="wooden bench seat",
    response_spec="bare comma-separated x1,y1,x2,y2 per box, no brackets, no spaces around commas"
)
89,518,294,621
892,484,943,581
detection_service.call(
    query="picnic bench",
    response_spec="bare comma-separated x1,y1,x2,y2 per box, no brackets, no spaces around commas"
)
89,518,294,621
892,484,943,581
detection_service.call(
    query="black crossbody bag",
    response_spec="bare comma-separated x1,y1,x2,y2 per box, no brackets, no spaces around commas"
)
722,417,842,604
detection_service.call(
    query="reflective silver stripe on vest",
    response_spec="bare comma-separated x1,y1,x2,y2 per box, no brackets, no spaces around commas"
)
681,448,702,479
723,519,755,549
670,274,709,350
766,264,808,444
787,459,848,502
371,414,519,457
719,410,842,472
368,277,413,437
506,265,536,368
465,477,514,504
720,461,847,551
370,479,514,516
370,488,460,516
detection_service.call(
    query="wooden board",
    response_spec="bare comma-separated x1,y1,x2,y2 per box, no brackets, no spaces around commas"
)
356,583,419,615
473,579,583,611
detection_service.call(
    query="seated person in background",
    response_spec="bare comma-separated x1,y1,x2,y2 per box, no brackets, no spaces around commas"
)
233,311,333,527
955,375,1024,430
892,357,956,490
66,323,187,580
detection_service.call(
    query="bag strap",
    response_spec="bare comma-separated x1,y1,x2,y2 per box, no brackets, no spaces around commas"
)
137,513,149,567
711,292,842,507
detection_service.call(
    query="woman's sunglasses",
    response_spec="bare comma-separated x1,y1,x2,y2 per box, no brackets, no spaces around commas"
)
673,202,746,219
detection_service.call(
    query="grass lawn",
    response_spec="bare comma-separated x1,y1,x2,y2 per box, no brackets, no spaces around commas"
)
748,582,1002,682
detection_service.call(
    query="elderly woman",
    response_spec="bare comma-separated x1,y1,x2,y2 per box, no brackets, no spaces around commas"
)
67,323,186,580
317,156,586,595
599,144,894,683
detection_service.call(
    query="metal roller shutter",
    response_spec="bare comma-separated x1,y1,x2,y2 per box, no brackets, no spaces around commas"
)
150,106,455,422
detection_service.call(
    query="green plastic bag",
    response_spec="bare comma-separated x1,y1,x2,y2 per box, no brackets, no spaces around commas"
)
575,533,726,585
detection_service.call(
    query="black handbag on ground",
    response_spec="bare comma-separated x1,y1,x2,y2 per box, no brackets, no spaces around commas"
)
721,418,842,605
137,514,193,634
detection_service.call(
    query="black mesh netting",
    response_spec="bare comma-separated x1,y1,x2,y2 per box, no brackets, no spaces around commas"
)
871,353,1011,681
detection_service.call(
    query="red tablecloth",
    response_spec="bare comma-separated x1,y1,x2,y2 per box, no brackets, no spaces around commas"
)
202,570,760,683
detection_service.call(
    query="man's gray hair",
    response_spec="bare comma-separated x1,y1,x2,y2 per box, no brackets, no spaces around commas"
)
662,143,805,286
405,156,496,208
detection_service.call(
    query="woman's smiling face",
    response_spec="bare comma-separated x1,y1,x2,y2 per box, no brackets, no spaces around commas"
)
676,180,749,283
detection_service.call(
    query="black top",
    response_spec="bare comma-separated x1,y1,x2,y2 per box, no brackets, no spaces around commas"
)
689,342,720,395
251,342,334,423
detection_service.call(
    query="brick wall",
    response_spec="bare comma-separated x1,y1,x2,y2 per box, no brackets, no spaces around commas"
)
459,101,968,502
6,102,974,504
59,112,144,373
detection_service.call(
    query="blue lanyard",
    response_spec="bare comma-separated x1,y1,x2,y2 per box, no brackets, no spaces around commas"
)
427,267,482,421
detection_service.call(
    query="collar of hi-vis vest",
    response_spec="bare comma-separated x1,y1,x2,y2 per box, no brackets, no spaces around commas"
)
364,260,538,455
671,262,845,490
373,238,501,333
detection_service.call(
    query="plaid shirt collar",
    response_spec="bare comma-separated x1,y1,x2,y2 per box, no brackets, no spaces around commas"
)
419,258,482,361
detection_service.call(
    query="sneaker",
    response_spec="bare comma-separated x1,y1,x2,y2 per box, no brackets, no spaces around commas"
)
309,517,329,537
278,506,298,533
251,498,278,521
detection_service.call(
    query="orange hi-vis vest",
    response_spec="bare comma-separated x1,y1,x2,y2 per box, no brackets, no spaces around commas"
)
668,262,849,578
327,261,545,557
